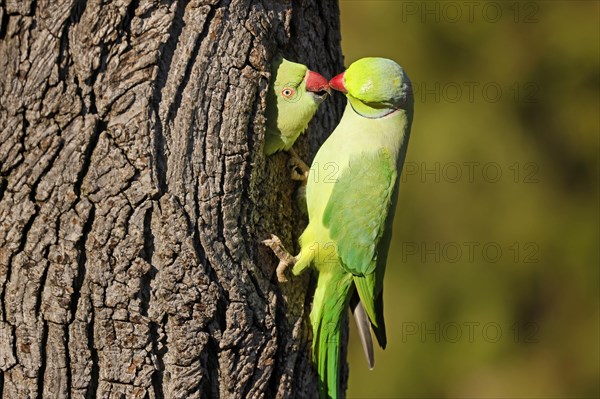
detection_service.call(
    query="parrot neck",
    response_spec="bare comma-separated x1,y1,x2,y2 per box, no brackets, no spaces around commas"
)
346,94,398,119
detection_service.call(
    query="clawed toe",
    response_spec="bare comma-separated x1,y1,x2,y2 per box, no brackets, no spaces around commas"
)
286,149,310,183
262,234,297,283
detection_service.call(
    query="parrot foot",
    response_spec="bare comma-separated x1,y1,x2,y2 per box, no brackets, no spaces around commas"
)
262,234,296,283
287,149,310,183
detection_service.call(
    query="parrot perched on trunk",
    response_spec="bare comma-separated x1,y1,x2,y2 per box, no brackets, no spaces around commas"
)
264,56,330,156
264,57,414,399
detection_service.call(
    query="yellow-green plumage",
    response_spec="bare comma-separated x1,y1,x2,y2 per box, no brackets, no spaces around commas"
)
292,58,414,398
264,57,329,155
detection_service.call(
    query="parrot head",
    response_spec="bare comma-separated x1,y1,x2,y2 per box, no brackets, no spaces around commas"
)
264,57,330,155
271,56,331,104
329,57,412,117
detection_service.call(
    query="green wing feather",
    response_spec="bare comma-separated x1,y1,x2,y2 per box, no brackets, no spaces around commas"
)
323,148,397,347
323,149,396,276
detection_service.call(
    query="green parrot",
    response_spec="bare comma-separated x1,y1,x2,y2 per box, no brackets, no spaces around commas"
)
264,56,330,156
264,57,413,398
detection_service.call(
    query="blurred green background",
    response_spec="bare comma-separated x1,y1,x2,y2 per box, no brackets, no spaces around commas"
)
338,1,599,398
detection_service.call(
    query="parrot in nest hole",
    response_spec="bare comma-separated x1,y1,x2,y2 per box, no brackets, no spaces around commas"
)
264,56,330,157
264,57,414,399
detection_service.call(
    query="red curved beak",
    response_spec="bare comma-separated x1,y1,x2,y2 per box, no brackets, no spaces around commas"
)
329,72,347,93
305,70,331,94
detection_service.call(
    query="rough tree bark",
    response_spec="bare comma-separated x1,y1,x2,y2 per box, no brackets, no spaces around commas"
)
0,0,344,397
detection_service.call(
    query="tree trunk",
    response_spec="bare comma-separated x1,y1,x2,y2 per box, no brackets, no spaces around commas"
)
0,0,344,397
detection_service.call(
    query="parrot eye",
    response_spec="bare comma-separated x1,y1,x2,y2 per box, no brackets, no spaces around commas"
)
281,87,296,99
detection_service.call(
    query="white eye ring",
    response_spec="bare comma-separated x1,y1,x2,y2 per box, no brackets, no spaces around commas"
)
282,88,295,98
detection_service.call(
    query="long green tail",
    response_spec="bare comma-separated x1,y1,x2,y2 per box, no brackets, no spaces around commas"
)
311,270,354,399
